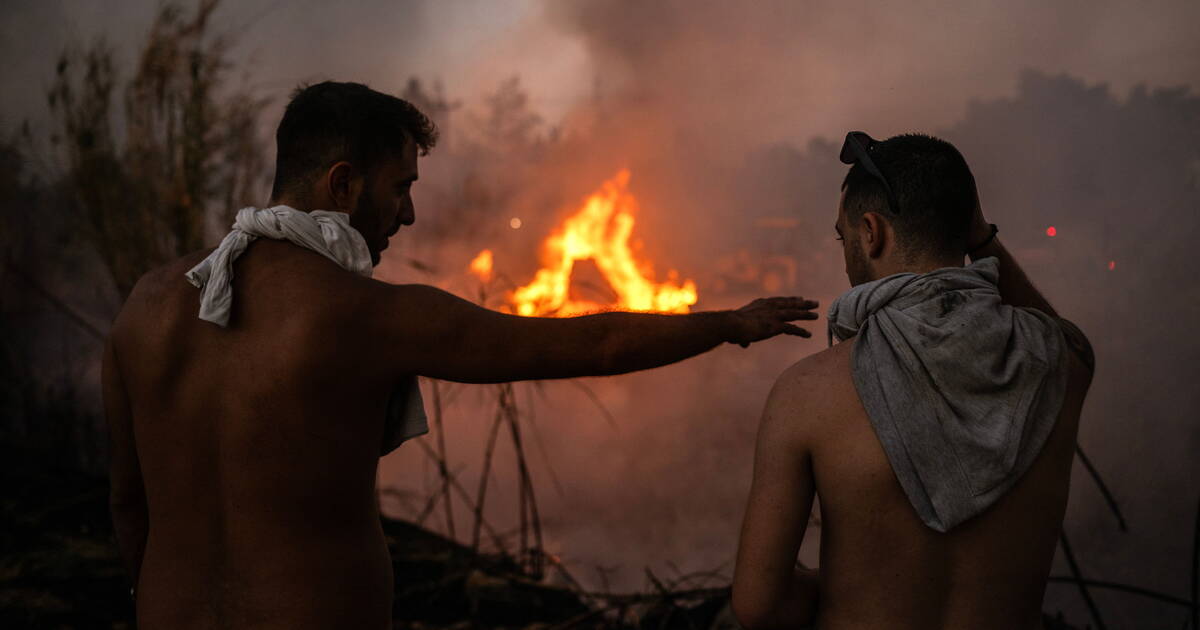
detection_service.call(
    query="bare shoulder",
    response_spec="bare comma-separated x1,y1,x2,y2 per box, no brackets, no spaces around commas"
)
763,340,857,440
130,248,213,295
112,249,215,335
772,340,855,403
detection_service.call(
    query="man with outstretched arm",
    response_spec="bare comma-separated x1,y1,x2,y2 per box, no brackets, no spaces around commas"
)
101,81,820,630
732,132,1094,630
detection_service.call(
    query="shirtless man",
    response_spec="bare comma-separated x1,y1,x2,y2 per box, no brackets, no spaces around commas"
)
732,132,1094,629
102,82,820,629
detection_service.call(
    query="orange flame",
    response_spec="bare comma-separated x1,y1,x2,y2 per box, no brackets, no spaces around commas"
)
475,170,698,317
469,248,494,282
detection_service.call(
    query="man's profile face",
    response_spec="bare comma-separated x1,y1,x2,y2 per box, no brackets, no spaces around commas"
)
836,191,871,287
351,141,419,266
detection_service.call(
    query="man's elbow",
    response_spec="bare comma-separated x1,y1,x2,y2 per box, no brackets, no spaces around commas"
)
110,490,148,558
732,570,819,630
731,584,780,630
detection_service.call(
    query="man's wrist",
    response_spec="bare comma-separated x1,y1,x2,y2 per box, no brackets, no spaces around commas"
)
714,310,740,346
967,223,999,256
706,310,746,347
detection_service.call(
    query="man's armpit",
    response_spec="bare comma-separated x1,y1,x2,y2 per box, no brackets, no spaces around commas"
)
1057,318,1095,374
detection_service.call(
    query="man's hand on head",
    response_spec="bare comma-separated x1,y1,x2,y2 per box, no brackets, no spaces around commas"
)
966,181,995,250
726,297,820,348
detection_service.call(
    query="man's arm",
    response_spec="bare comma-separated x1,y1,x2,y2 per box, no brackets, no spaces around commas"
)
968,196,1096,370
731,362,820,630
966,200,1056,316
370,283,819,384
102,334,147,589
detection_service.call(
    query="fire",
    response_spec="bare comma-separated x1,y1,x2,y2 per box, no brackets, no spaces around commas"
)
471,170,698,317
469,249,494,282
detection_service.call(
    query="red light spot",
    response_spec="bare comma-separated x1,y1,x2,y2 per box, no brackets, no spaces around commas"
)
1046,226,1057,237
1108,260,1116,271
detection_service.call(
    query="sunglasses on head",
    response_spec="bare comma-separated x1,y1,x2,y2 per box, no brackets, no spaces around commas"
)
840,131,900,215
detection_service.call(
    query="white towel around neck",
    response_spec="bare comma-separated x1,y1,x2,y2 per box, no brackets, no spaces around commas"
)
186,206,373,326
185,205,427,455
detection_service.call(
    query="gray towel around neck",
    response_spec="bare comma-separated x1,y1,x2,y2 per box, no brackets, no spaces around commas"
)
828,257,1068,532
185,205,428,456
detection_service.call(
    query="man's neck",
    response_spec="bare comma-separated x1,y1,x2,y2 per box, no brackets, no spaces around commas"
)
872,254,963,281
269,196,307,211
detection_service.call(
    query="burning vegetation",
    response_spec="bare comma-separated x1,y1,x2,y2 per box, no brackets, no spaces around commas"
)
471,170,698,317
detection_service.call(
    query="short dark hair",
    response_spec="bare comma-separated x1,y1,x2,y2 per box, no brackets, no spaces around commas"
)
270,81,438,200
841,133,976,258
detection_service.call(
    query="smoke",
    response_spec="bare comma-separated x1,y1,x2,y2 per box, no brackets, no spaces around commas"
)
544,0,1200,148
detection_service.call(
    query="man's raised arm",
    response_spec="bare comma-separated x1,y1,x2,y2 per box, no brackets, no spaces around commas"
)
966,198,1057,316
367,282,819,384
967,196,1095,370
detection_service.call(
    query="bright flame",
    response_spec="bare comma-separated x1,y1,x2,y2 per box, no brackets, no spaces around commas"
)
509,170,698,317
469,249,494,282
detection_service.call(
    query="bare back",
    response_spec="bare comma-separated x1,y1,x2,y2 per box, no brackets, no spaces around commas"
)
110,241,399,629
805,335,1091,630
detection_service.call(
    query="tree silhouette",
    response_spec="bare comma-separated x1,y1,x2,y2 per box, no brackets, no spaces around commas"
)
47,0,268,299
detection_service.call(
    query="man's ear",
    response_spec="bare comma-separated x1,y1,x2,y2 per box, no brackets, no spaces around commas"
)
325,161,365,213
861,211,888,259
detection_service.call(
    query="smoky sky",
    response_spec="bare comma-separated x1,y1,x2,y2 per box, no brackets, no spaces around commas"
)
3,1,1199,141
5,2,1199,628
544,0,1200,158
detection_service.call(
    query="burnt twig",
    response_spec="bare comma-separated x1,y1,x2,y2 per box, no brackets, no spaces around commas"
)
430,380,456,539
1059,532,1107,630
519,383,567,497
1075,443,1128,532
471,403,506,552
413,438,508,554
568,380,619,430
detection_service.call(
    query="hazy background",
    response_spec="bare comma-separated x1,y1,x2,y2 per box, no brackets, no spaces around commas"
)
3,1,1198,627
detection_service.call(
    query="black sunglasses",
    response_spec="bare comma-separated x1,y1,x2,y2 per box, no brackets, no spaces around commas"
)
840,131,900,215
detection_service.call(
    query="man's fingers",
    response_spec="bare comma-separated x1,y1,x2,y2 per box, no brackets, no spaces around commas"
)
767,309,819,321
766,296,819,310
781,324,812,338
740,296,820,313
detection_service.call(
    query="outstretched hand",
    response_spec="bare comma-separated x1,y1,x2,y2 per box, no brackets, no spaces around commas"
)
727,297,820,348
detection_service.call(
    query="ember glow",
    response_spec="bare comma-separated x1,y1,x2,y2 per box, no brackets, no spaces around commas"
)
469,249,494,282
471,170,699,317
